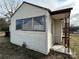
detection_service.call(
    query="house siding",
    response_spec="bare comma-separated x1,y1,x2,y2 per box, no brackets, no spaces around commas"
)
46,15,52,53
10,3,51,54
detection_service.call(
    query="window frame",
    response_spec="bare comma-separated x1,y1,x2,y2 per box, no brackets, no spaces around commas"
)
16,15,46,32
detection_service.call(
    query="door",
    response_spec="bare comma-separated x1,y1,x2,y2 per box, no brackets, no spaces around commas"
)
54,20,62,44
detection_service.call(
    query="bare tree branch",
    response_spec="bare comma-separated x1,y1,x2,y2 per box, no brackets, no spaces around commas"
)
8,0,13,13
15,0,23,10
3,0,10,13
0,0,23,18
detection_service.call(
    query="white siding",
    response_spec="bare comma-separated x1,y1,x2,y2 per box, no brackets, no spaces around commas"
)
10,3,51,54
46,15,52,52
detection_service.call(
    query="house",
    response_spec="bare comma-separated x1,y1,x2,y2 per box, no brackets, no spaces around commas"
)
10,1,72,55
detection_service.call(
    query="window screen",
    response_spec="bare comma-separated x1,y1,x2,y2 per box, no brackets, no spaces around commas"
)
33,16,45,31
22,18,32,31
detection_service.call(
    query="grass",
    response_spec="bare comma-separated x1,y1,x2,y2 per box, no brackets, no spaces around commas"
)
70,34,79,59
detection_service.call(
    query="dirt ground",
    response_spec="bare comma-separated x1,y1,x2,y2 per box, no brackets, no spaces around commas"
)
0,32,73,59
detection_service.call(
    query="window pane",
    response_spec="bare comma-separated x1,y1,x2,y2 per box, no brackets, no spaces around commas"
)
22,18,32,31
33,16,45,31
16,19,23,30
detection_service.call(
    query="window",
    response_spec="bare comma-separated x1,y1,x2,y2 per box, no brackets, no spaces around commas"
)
22,18,32,31
33,16,45,31
16,15,46,31
16,19,23,30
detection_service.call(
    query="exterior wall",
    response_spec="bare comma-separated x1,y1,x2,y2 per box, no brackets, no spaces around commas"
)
51,19,55,44
10,3,50,54
61,20,64,38
46,15,52,52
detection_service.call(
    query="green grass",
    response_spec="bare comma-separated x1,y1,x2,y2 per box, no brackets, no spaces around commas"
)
70,34,79,59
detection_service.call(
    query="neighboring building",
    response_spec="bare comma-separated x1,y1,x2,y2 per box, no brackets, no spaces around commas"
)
10,1,72,54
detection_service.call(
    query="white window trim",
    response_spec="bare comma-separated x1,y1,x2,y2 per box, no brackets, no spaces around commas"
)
16,15,46,32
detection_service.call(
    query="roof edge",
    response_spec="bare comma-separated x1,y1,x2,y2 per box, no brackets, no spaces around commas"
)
49,8,73,15
23,1,51,11
11,1,51,17
11,1,73,17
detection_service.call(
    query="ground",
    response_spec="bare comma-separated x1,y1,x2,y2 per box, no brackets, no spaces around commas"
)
0,32,74,59
70,34,79,59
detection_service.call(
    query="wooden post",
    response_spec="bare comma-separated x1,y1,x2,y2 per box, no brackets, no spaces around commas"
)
64,13,70,52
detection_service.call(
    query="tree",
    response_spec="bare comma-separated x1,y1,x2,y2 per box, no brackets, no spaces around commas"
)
0,0,23,21
0,18,9,31
70,26,79,33
0,0,23,36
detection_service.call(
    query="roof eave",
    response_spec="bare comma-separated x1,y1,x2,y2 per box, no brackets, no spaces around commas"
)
11,1,51,17
49,8,73,15
23,1,51,11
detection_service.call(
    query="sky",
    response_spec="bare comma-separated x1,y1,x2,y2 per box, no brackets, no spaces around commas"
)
70,0,79,26
0,0,79,26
